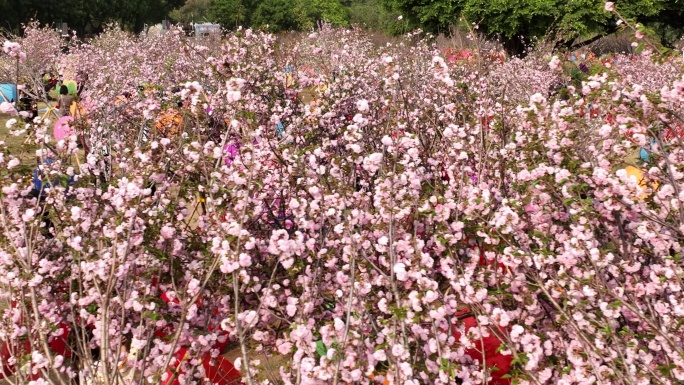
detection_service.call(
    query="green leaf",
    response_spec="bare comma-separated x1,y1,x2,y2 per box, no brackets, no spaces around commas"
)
316,340,328,357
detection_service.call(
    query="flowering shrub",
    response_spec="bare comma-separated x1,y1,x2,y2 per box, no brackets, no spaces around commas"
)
0,21,684,385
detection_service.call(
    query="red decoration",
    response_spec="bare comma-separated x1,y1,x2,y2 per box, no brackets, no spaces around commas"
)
472,243,508,274
665,124,684,141
441,165,450,182
48,323,72,357
605,112,615,125
480,115,493,130
452,310,513,385
162,347,242,385
0,339,41,381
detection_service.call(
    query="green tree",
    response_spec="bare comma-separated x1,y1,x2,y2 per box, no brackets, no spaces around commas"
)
249,0,350,31
208,0,249,28
383,0,684,56
3,0,184,35
250,0,304,32
307,0,350,27
619,0,684,47
124,0,186,32
348,0,401,32
170,0,211,24
1,0,21,33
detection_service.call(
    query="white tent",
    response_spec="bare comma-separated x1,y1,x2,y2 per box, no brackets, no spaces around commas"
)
193,23,221,37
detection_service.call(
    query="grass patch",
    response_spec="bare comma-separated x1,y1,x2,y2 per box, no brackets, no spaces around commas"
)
0,114,37,166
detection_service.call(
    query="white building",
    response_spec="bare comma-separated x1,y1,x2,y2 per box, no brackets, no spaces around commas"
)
193,23,222,37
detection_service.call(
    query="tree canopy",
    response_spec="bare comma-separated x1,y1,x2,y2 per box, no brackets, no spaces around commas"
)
382,0,684,55
2,0,683,55
0,0,184,34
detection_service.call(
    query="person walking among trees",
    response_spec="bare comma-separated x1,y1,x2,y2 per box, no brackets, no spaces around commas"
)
57,84,73,117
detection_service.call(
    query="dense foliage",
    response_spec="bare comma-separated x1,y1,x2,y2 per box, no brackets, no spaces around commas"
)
384,0,684,54
0,0,185,35
0,0,393,36
4,0,682,55
0,17,684,385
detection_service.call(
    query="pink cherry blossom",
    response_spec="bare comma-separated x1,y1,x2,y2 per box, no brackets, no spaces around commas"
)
0,21,681,385
0,102,16,115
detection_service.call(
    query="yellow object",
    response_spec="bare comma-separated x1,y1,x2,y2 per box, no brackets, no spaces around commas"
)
156,109,183,138
284,73,294,88
623,165,659,200
305,101,319,123
39,103,59,122
115,94,129,106
348,373,389,385
70,101,86,118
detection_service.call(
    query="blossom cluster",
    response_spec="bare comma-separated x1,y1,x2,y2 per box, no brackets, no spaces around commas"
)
2,40,26,63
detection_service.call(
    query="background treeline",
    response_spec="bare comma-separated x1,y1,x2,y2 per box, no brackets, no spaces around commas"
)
173,0,404,34
1,0,683,56
0,0,183,34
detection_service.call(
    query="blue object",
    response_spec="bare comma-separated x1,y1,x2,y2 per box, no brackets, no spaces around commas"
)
638,138,657,162
276,122,284,139
283,65,294,73
32,158,75,195
0,84,17,103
